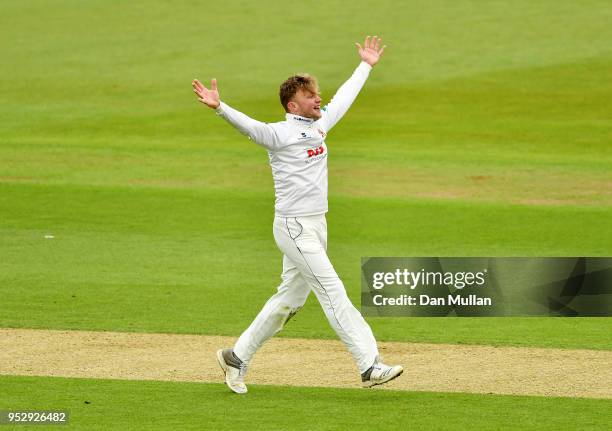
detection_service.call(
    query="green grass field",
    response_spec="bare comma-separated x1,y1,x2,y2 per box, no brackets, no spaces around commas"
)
1,0,611,429
2,376,611,431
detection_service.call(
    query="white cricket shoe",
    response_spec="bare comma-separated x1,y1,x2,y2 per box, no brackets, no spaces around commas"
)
361,359,403,388
216,348,248,394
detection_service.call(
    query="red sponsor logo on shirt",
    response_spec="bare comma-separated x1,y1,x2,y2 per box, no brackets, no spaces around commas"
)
307,145,325,158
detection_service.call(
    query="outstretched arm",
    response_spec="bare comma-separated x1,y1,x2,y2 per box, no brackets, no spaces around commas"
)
320,36,386,132
192,78,278,150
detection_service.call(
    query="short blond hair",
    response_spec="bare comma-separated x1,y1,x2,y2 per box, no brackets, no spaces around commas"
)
279,74,319,112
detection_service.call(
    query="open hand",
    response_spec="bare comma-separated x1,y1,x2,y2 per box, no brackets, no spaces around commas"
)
192,78,220,109
355,36,386,66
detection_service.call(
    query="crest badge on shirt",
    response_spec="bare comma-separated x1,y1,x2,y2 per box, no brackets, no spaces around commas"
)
317,128,326,138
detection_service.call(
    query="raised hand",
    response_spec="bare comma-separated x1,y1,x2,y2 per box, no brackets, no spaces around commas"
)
355,36,386,67
192,78,220,109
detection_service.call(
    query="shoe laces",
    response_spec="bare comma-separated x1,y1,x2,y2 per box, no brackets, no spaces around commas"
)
237,363,248,382
372,360,393,377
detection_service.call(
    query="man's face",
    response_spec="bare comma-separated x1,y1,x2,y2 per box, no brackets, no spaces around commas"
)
289,89,322,120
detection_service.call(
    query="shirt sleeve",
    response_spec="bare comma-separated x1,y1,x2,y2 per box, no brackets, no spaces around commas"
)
215,102,279,151
319,61,372,133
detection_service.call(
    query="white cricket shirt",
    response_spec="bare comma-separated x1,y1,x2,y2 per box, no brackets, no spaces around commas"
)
216,61,372,217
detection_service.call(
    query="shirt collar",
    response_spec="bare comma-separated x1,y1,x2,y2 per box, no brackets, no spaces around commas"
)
286,113,315,125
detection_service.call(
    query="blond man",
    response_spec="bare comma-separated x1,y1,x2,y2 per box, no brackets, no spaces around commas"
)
193,36,402,394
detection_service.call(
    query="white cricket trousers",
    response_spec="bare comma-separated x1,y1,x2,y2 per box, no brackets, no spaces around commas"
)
234,214,379,373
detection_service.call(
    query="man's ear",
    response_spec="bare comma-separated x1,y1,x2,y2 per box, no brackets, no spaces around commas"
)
287,100,297,113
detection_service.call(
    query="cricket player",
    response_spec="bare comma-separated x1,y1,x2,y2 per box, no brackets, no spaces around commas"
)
193,36,402,394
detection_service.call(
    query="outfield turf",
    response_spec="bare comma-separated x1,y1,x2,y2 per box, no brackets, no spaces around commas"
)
2,376,611,431
1,1,611,429
1,1,611,347
1,182,611,348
